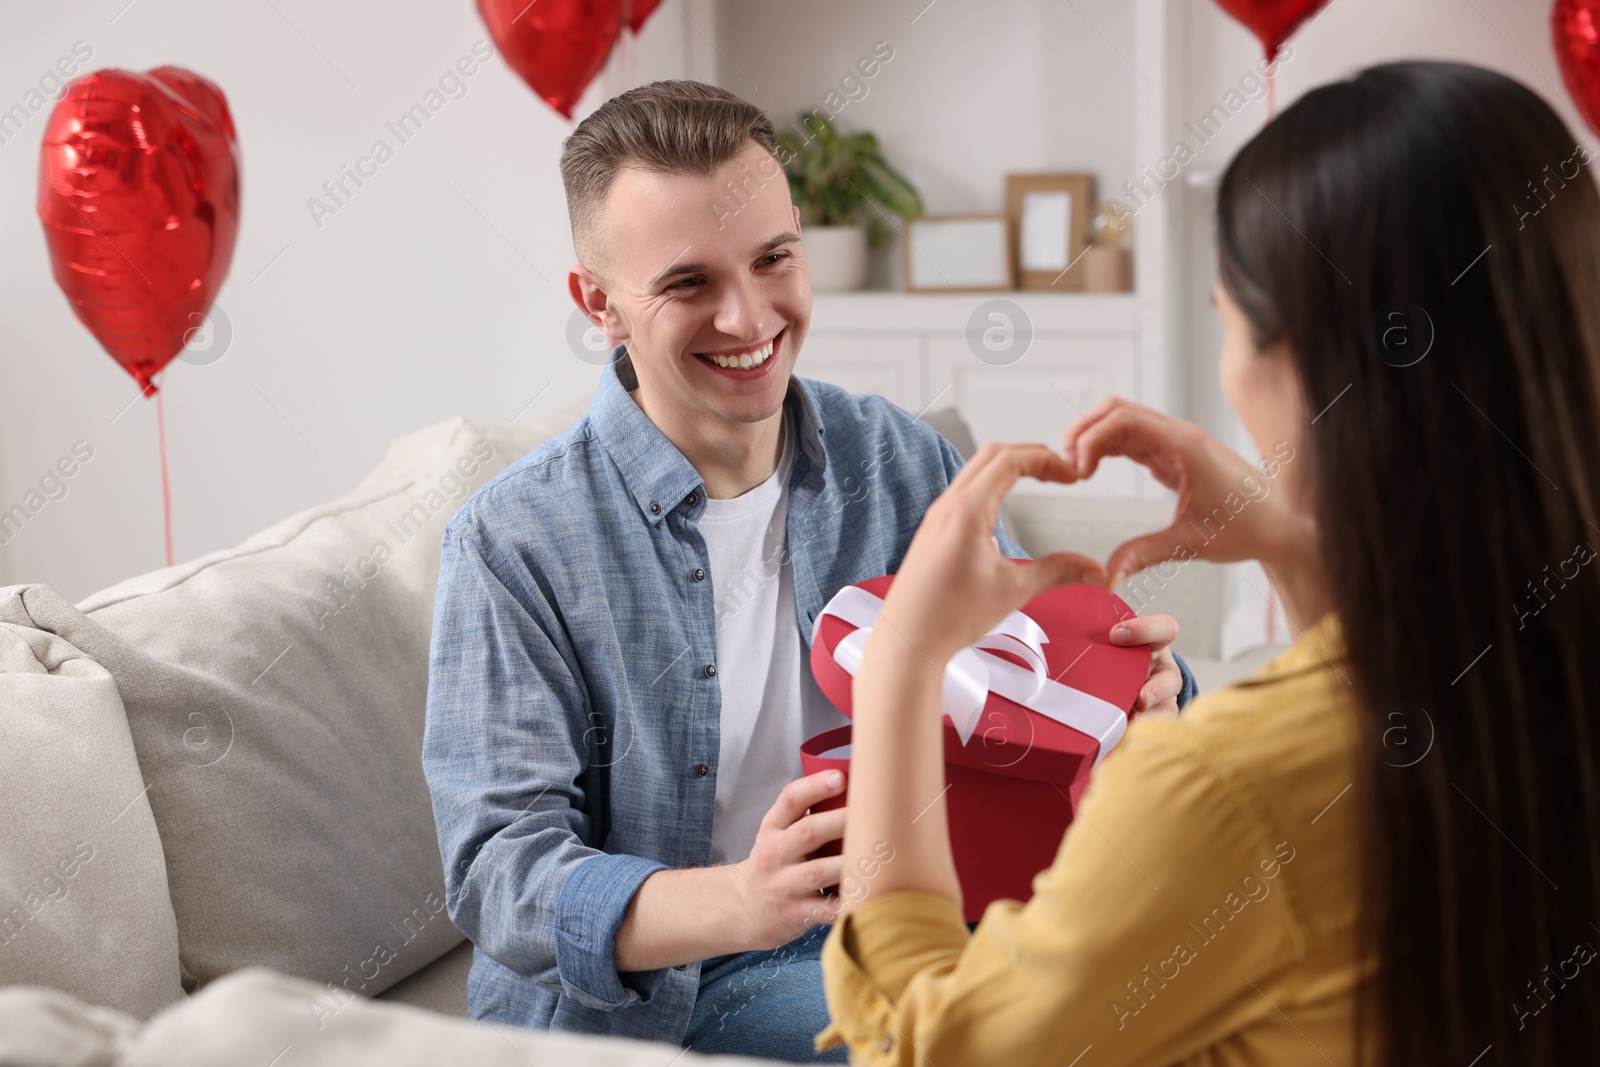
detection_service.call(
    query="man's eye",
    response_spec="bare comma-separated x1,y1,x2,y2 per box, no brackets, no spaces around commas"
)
760,252,787,266
673,276,704,290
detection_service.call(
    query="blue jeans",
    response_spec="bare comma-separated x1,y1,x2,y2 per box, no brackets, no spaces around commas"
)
683,924,848,1063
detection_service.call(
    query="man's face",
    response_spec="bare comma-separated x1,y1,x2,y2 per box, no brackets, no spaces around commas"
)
571,141,812,432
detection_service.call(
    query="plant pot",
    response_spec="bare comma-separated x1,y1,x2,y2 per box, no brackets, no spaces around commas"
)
802,224,869,292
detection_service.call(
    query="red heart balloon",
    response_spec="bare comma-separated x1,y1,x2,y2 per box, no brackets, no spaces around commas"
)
626,0,661,35
1212,0,1328,59
37,67,239,396
1555,0,1600,137
478,0,623,120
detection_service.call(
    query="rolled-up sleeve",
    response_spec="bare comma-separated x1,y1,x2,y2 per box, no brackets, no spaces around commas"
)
554,851,672,1007
422,518,669,1010
815,891,971,1055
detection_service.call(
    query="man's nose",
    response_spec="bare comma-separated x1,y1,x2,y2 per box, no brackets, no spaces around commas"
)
712,273,767,341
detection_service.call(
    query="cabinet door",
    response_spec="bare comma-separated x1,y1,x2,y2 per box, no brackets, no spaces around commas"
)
793,335,923,414
925,336,1141,496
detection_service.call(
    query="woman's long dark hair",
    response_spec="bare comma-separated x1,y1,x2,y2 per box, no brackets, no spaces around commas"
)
1217,62,1600,1066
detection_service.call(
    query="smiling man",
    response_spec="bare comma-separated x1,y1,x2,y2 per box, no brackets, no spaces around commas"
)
421,80,1193,1063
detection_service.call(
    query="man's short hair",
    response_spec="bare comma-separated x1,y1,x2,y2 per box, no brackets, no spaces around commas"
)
560,80,780,272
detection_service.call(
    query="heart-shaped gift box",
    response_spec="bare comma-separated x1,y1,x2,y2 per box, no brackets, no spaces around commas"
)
801,567,1149,921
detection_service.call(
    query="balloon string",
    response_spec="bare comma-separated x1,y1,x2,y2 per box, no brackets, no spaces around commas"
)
156,383,174,567
1266,64,1277,122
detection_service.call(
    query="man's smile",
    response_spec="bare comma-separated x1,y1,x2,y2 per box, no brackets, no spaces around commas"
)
692,327,786,372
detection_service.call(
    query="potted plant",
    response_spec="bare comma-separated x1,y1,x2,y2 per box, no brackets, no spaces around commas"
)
777,113,923,291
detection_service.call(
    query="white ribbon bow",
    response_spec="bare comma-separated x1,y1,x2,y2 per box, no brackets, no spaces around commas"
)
811,586,1129,765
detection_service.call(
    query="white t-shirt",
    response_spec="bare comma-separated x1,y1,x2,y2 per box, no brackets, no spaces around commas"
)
701,409,848,863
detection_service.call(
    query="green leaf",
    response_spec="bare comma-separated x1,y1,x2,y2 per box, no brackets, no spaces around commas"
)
781,111,920,229
842,131,880,159
856,157,923,220
803,149,829,194
823,182,865,226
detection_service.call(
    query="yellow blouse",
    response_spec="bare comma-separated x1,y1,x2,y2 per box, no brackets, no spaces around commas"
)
817,613,1367,1066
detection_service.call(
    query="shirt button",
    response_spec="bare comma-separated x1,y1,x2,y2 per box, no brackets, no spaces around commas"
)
878,1035,892,1052
649,501,661,514
703,663,717,678
692,568,706,582
694,763,710,777
686,492,699,506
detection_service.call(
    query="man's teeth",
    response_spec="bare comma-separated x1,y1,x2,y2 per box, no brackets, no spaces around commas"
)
703,337,775,369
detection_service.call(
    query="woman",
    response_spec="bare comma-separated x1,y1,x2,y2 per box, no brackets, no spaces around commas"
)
815,61,1600,1066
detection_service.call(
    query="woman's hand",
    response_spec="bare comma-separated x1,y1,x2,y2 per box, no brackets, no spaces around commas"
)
1062,397,1311,586
865,443,1107,670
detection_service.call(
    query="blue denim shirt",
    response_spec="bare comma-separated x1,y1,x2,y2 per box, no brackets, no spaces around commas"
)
422,349,1195,1044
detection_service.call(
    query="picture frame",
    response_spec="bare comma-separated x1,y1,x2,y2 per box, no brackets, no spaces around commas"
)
1005,173,1095,290
902,214,1014,292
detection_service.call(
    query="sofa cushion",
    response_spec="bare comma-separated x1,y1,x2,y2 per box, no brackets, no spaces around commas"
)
374,938,472,1015
0,595,184,1020
13,408,580,997
0,966,771,1067
0,983,139,1067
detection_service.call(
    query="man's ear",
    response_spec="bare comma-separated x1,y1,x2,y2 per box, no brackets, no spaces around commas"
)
793,204,802,234
568,265,630,342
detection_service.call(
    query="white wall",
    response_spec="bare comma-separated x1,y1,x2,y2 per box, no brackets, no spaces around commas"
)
0,0,706,600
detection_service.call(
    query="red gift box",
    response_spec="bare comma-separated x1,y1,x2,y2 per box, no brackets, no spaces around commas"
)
801,567,1149,921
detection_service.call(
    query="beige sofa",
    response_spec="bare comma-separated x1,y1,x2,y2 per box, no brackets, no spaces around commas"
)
0,401,1272,1065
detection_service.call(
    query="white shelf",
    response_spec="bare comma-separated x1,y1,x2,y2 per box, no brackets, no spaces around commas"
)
809,291,1137,335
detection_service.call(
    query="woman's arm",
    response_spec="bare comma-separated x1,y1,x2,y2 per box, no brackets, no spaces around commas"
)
822,423,1330,1064
842,623,963,910
837,443,1104,916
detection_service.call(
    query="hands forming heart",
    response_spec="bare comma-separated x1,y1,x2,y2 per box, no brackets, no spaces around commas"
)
868,397,1313,718
1062,397,1309,587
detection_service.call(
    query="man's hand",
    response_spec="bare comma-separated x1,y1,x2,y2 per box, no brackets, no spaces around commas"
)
1109,612,1183,718
731,770,849,949
614,769,848,970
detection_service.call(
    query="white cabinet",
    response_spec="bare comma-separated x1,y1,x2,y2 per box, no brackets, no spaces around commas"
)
800,292,1153,497
925,335,1138,497
793,335,922,414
